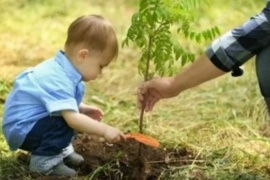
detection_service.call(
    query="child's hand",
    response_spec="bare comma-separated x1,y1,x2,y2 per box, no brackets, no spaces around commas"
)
103,126,126,143
80,104,104,121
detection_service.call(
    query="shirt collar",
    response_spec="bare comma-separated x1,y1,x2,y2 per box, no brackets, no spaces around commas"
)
55,50,82,85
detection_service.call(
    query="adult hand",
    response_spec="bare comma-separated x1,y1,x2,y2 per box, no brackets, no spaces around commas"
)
137,77,180,112
80,104,104,121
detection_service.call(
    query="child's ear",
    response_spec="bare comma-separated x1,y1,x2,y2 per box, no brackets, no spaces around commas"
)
77,49,89,62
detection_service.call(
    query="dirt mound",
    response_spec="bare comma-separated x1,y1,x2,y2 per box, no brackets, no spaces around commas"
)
17,133,197,180
74,133,193,180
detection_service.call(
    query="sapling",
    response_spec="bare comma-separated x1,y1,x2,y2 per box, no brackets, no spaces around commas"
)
123,0,220,149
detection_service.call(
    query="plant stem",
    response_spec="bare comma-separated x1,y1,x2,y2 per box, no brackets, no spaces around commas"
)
138,0,157,157
139,35,153,134
138,35,153,157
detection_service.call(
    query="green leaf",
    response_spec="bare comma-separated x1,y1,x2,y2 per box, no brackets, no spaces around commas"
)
123,0,219,77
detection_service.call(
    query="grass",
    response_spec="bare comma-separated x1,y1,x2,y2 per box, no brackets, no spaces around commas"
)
1,0,270,179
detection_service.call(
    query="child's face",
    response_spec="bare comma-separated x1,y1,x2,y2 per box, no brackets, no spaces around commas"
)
77,48,112,82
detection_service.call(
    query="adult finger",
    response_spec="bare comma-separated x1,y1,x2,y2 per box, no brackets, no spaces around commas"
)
145,94,160,112
148,97,159,111
137,85,146,102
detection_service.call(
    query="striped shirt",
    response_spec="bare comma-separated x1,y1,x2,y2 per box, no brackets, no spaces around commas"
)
206,1,270,77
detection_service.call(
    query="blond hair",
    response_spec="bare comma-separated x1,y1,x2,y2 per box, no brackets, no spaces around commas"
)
65,15,118,59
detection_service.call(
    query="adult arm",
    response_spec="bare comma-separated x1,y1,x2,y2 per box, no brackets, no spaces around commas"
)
138,1,270,111
138,54,226,111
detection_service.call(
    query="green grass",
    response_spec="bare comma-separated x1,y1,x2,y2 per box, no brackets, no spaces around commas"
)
1,0,270,179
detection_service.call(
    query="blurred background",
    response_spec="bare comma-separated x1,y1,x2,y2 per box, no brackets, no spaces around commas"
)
1,0,270,179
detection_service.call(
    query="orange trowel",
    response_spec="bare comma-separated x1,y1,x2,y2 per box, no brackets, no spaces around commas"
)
125,132,160,148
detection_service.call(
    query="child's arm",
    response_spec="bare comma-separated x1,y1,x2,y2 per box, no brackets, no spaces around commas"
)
79,103,103,121
79,102,90,113
61,110,125,143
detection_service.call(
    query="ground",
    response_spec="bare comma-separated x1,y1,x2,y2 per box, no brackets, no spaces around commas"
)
13,133,202,180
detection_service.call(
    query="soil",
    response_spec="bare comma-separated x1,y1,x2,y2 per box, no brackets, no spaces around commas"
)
16,133,199,180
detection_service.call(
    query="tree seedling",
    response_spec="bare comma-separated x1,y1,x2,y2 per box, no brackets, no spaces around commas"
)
123,0,220,154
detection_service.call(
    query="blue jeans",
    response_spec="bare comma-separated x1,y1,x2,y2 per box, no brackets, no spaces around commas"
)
256,46,270,112
256,46,270,98
20,116,74,156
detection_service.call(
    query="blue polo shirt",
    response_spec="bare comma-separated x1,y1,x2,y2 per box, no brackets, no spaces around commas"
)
2,51,85,151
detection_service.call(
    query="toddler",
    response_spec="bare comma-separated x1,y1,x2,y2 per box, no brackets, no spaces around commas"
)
2,15,125,177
